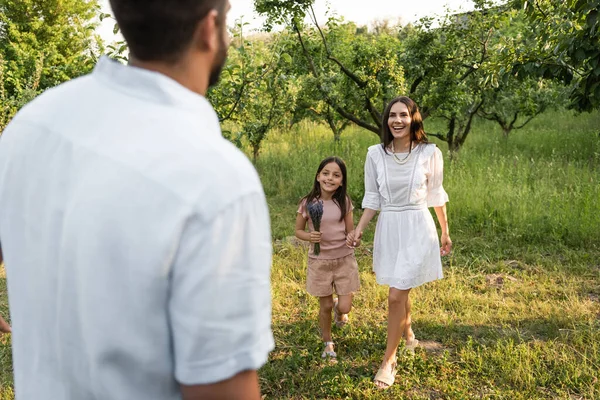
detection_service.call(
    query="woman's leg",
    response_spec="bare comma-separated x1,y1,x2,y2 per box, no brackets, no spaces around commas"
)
404,294,414,341
375,287,411,388
319,295,335,352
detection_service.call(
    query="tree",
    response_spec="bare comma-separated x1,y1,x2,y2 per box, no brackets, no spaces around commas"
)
511,0,600,111
399,3,506,152
256,0,406,136
398,1,568,151
478,77,562,137
208,26,294,162
0,0,102,131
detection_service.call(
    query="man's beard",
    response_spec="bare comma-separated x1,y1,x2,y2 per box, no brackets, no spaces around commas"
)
208,36,228,88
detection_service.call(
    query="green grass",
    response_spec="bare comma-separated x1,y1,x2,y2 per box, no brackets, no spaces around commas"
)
1,109,599,398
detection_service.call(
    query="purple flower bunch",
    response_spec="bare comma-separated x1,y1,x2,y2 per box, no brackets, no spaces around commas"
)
307,200,324,256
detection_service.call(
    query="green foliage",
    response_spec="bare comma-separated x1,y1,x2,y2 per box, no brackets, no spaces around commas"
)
0,0,102,131
209,26,295,162
255,110,599,398
255,1,407,137
255,0,574,153
479,78,565,137
256,111,600,248
1,110,599,399
399,2,535,151
254,0,315,31
512,0,600,111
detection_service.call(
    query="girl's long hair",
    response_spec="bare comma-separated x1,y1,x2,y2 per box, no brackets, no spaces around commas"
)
301,156,349,222
381,96,428,154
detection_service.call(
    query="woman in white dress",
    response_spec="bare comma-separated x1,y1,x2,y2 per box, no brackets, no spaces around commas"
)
347,96,452,389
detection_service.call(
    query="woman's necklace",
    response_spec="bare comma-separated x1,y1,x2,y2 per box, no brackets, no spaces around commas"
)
391,141,412,165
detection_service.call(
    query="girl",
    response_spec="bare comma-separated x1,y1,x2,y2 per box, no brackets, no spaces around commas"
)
347,96,452,389
296,156,360,361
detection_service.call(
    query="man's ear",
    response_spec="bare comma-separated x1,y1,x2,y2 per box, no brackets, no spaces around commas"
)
193,9,219,52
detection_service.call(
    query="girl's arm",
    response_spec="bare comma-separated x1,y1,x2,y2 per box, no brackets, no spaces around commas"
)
434,204,452,256
295,214,321,243
344,208,354,234
346,208,377,247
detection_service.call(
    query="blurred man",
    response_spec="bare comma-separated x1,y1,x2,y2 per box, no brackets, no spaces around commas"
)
0,1,273,399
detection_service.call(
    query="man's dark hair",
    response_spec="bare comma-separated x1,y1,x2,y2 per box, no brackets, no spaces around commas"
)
109,0,227,63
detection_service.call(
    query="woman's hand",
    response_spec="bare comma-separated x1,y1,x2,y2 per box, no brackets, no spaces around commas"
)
309,231,322,244
440,233,452,256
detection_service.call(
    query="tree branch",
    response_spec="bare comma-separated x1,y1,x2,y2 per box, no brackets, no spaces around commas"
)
410,75,424,95
219,79,248,122
508,111,519,130
366,97,381,125
459,29,491,82
307,4,381,125
426,132,447,141
457,98,484,147
294,21,379,135
533,0,548,19
331,103,379,133
307,4,366,87
294,22,320,78
513,113,538,129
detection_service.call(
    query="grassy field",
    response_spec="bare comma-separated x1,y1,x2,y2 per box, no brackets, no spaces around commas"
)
1,110,599,399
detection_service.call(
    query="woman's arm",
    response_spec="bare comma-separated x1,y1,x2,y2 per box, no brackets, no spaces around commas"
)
295,214,321,243
434,204,452,256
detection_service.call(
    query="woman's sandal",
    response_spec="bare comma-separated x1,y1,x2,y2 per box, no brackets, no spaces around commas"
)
321,341,337,361
374,360,397,389
333,298,349,328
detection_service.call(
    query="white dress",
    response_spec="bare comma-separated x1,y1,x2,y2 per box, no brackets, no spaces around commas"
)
362,143,449,290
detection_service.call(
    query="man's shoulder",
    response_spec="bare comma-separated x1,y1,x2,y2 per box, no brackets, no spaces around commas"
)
158,136,264,213
9,74,94,125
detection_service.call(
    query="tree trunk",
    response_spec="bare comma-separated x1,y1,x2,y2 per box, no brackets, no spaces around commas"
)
252,144,260,164
325,108,341,142
446,117,457,157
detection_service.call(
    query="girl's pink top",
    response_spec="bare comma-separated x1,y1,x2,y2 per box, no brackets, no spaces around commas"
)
298,198,354,259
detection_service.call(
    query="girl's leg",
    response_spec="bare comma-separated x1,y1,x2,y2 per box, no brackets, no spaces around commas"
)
334,293,353,327
319,295,335,352
375,287,411,388
336,294,353,315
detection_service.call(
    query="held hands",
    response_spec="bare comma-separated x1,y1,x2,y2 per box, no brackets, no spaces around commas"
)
309,231,322,244
440,233,452,256
346,230,362,248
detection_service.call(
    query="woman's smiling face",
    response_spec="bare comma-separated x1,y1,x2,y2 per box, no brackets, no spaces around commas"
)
387,101,412,142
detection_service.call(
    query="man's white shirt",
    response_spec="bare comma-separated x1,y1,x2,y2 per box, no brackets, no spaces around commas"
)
0,57,273,399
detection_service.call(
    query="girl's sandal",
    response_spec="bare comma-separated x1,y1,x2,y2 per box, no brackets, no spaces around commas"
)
321,341,337,361
333,298,349,328
374,360,397,389
405,338,420,354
